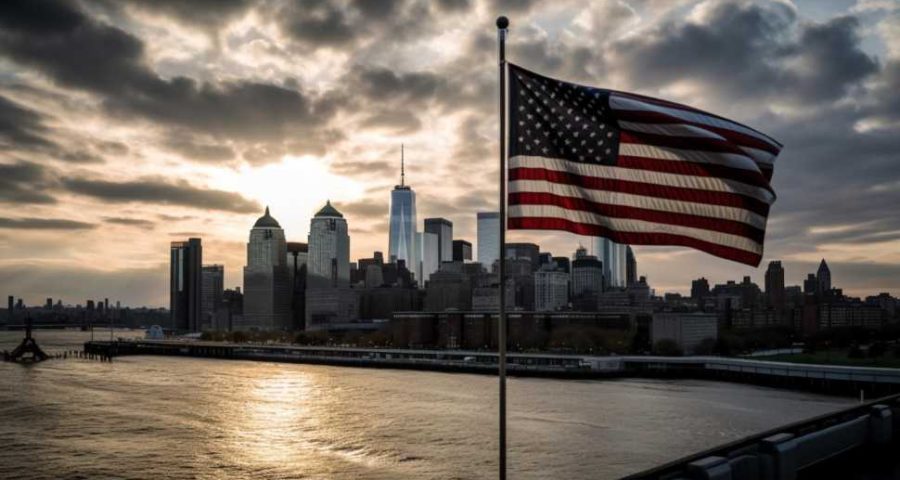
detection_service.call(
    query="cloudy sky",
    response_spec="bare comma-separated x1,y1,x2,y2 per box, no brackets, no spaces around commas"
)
1,0,898,307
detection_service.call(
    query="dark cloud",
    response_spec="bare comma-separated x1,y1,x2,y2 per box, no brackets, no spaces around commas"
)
165,135,236,162
62,177,260,213
121,0,255,28
0,95,54,148
360,110,422,132
0,217,95,230
279,0,358,47
0,0,337,148
0,161,57,204
608,2,877,105
103,216,156,228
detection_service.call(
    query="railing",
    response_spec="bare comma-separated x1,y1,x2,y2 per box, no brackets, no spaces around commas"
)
622,393,900,480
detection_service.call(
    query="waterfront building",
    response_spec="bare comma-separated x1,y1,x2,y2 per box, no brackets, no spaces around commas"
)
170,237,202,332
424,218,453,264
306,201,351,329
307,201,350,289
452,239,472,262
200,264,224,330
651,312,718,355
242,207,291,331
389,146,418,282
306,288,359,330
476,212,500,270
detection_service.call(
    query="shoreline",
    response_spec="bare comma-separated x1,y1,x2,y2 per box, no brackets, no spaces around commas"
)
83,340,900,397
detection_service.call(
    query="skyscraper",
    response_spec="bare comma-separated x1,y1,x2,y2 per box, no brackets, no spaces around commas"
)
625,246,637,286
200,264,224,330
242,207,291,331
424,218,453,264
477,211,500,270
389,145,418,281
765,260,785,309
308,201,350,288
452,240,472,262
594,237,627,289
572,248,603,298
286,242,308,331
421,231,439,284
817,259,831,297
170,237,202,332
691,277,710,300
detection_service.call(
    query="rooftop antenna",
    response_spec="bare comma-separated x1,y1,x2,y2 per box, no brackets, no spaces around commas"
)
401,143,405,187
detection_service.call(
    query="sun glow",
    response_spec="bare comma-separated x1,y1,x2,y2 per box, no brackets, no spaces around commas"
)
212,155,364,236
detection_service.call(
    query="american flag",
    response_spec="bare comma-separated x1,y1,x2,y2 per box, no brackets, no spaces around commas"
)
507,63,782,266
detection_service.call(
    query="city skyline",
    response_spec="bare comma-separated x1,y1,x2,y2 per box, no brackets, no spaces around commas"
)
2,0,900,306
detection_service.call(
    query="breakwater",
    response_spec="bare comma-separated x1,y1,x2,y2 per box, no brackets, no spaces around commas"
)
84,340,900,397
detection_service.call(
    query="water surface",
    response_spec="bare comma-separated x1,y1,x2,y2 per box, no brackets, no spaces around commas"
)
0,330,850,479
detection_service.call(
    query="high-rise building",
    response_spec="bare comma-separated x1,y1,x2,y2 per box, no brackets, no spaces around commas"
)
765,260,785,309
594,237,627,289
803,274,818,295
308,201,350,288
452,240,472,262
287,242,308,331
505,242,540,271
625,246,637,286
691,277,710,300
389,146,418,282
170,237,202,332
421,231,440,284
200,264,224,330
424,218,453,264
242,207,291,331
572,250,603,299
477,211,500,270
817,259,831,297
535,266,569,312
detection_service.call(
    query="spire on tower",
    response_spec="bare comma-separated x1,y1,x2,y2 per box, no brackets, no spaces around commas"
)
401,143,405,187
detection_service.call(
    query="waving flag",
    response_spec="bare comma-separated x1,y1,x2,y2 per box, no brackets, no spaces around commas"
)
506,63,782,266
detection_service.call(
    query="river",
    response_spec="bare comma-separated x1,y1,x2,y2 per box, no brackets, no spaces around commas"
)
0,330,851,479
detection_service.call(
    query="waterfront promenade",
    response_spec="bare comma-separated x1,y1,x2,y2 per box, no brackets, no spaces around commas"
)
85,340,900,396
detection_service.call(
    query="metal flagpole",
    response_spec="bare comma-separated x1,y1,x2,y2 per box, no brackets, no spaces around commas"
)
496,15,509,480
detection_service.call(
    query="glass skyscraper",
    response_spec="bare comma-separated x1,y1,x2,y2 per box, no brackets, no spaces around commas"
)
593,237,628,289
389,147,419,283
477,211,500,270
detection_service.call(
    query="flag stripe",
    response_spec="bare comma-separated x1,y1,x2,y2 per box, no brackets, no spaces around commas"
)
509,166,771,217
510,156,775,207
620,130,755,158
616,155,771,192
610,94,782,152
509,179,768,229
509,191,766,243
616,110,781,159
619,142,765,175
508,216,762,265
